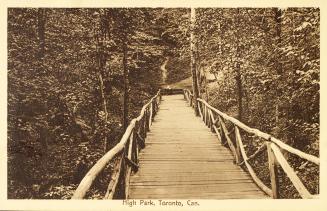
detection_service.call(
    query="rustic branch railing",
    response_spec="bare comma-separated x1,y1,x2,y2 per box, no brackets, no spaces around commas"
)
72,90,161,199
183,89,319,199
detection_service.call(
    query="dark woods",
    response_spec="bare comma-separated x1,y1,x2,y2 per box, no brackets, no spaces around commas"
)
194,8,319,198
7,8,190,198
7,8,319,199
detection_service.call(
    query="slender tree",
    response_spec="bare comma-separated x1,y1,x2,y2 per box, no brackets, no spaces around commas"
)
37,8,49,170
235,8,243,121
93,10,110,152
191,8,199,116
274,7,282,134
122,38,129,130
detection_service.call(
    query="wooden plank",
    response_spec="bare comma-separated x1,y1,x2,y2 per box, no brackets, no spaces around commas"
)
134,167,246,171
130,181,258,187
138,154,232,158
133,171,251,175
139,156,233,160
132,176,253,181
138,159,233,162
130,189,262,196
133,169,247,174
138,157,233,161
130,184,262,192
129,95,267,199
131,177,253,182
132,180,254,185
134,171,251,176
129,192,268,199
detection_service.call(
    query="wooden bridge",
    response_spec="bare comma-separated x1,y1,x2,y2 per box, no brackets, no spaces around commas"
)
72,89,319,199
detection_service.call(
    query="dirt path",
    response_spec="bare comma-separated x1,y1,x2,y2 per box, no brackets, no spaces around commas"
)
160,57,169,85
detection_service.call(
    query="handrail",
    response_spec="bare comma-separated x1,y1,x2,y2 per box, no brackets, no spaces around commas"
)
183,89,319,165
183,89,319,199
72,90,161,199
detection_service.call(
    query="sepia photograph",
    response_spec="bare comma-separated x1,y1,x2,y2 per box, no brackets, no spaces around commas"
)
1,1,325,210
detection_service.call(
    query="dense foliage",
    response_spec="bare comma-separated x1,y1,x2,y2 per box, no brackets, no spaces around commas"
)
193,8,319,153
193,8,319,197
8,7,319,199
7,8,189,199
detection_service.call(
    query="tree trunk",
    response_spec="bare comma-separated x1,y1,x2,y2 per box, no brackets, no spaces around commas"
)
235,62,243,121
37,8,46,59
235,8,243,121
274,8,282,133
274,8,282,74
122,41,129,130
191,8,200,116
95,11,110,153
98,71,109,152
98,73,108,121
37,8,48,166
195,41,202,98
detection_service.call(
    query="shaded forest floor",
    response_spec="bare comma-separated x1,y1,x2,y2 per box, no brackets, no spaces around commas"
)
8,128,110,199
8,92,154,199
165,76,192,90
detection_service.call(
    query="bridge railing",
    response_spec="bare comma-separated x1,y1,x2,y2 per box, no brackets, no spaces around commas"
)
183,89,319,199
72,90,161,199
160,88,184,95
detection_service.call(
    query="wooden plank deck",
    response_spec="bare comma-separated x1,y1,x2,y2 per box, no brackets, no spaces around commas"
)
129,94,268,199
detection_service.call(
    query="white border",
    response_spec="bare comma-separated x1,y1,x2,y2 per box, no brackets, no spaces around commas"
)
1,1,326,211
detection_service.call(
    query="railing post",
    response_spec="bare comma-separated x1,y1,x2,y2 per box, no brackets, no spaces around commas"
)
152,100,156,117
145,108,149,134
267,142,280,199
218,118,225,146
208,109,213,131
121,150,127,199
137,120,145,149
234,126,243,164
149,102,153,127
157,96,160,109
204,105,207,125
124,130,134,199
206,107,211,128
142,116,146,138
148,107,150,130
203,103,206,122
135,122,140,159
210,111,215,133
